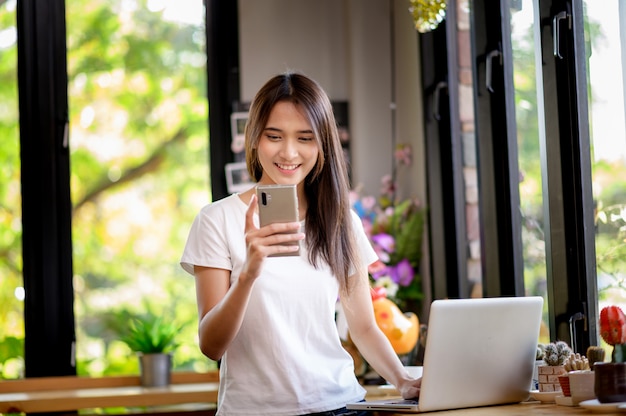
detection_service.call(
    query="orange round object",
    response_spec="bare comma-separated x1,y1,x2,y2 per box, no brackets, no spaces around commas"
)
373,297,419,355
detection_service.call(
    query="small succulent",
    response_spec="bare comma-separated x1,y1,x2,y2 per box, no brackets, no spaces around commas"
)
564,352,589,372
586,345,606,369
543,341,572,366
536,344,546,360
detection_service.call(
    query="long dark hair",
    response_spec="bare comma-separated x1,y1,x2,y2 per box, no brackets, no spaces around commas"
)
245,72,360,293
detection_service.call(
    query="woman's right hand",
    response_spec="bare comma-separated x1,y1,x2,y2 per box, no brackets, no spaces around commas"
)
241,194,303,283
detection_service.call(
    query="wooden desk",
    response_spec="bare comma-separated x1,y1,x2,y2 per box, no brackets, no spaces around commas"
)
0,372,219,414
3,375,618,416
363,387,621,415
383,401,618,415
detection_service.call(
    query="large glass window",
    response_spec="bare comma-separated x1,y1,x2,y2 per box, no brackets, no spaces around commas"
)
585,2,626,315
66,0,213,375
0,0,23,379
507,0,626,346
510,0,549,341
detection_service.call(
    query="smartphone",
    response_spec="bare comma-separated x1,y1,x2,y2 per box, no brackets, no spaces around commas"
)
256,184,300,257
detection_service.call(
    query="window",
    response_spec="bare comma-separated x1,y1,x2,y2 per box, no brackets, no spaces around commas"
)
585,1,626,325
510,0,548,340
0,0,23,379
66,0,212,375
9,0,215,378
468,0,620,350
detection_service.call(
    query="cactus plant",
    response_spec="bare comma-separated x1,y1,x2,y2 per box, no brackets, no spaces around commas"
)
536,344,545,360
586,346,606,369
543,341,572,366
564,353,589,372
599,305,626,363
537,341,572,392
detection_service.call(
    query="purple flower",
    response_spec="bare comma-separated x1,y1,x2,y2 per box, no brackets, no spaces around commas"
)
371,266,391,281
389,258,414,286
372,233,395,254
368,259,388,278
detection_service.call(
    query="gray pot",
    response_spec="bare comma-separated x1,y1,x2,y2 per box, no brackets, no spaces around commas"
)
139,352,172,387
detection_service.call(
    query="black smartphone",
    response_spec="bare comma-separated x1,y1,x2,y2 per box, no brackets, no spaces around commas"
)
256,184,300,257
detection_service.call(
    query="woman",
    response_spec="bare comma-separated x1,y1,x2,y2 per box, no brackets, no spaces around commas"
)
181,72,420,415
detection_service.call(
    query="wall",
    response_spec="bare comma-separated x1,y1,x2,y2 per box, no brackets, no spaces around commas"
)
238,0,425,202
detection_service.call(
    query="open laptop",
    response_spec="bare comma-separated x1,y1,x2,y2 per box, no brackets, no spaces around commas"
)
347,296,543,413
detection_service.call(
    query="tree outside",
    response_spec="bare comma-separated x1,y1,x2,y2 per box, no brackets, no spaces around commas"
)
0,0,23,379
0,0,216,378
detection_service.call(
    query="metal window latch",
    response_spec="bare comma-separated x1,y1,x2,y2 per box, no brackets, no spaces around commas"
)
569,311,587,353
63,121,69,149
432,81,448,121
553,10,572,59
485,48,502,93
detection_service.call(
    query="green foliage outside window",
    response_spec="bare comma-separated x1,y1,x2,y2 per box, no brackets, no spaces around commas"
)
0,0,24,379
0,0,217,378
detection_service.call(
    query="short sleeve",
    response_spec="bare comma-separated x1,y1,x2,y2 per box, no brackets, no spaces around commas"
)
180,199,239,275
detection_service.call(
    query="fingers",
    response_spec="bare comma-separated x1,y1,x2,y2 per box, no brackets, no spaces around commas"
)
242,197,304,279
400,377,421,400
248,222,304,254
246,195,303,244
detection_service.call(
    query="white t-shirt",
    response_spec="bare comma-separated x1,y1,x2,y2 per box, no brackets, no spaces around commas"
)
181,193,378,416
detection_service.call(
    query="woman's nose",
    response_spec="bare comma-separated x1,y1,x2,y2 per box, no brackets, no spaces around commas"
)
279,138,298,158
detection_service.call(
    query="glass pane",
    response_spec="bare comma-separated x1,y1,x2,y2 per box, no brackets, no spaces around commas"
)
584,2,626,327
66,0,213,375
510,0,549,343
0,0,24,379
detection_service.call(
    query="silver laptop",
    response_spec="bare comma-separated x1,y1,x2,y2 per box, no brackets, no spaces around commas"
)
347,296,543,413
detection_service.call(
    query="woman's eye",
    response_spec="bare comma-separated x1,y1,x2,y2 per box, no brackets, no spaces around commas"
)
299,137,313,142
266,134,280,140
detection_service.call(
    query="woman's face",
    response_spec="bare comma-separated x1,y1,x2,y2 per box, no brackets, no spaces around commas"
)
256,101,319,189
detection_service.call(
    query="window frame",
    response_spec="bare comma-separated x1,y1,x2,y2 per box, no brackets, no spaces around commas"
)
17,0,76,377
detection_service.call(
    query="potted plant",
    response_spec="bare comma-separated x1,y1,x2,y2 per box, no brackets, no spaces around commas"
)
558,353,590,397
595,305,626,403
586,345,606,370
537,340,571,392
531,344,545,390
563,353,594,405
120,312,182,387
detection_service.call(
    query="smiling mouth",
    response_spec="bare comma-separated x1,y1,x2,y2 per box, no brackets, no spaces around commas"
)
276,163,300,171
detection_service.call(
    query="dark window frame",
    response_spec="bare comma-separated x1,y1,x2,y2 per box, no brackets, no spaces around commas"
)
17,0,76,377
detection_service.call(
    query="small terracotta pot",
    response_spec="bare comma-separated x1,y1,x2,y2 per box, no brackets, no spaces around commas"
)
558,375,571,397
594,362,626,403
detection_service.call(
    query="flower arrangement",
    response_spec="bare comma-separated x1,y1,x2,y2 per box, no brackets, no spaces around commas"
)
351,143,426,313
599,305,626,363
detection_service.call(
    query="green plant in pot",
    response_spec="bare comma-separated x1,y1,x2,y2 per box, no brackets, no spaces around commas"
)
537,341,571,392
121,312,182,387
595,305,626,403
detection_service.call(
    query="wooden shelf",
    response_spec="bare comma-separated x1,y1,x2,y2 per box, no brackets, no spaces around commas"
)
0,371,219,414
